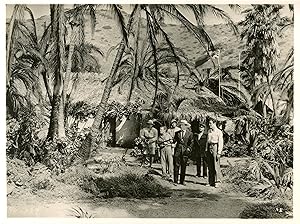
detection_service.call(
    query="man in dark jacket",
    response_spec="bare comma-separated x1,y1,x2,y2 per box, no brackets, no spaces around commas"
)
192,122,208,178
173,120,194,185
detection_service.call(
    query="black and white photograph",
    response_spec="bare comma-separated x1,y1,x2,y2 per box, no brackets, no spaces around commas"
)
4,1,297,220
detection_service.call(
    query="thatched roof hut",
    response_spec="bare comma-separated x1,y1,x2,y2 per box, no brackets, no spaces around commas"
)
69,72,243,123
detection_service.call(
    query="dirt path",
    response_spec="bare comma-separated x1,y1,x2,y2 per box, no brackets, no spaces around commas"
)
7,150,254,218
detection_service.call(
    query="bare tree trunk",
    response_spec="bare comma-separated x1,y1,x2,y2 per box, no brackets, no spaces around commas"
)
127,7,141,102
80,41,126,160
42,70,53,103
47,4,66,140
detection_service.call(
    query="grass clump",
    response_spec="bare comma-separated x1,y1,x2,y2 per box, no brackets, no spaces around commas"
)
239,201,292,218
82,173,172,199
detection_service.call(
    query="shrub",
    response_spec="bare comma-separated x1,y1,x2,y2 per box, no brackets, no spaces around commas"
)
239,201,292,218
42,126,89,174
222,141,250,157
81,173,172,199
55,165,98,187
6,110,45,166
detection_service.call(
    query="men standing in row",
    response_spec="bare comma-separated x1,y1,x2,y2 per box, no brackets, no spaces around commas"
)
139,120,158,168
173,120,193,185
206,117,223,187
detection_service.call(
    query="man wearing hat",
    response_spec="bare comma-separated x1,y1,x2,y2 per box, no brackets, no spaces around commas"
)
173,120,194,185
167,119,181,156
140,119,158,168
192,122,208,178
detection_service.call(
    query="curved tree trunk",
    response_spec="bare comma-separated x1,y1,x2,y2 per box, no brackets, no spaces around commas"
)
47,4,66,140
127,7,141,103
80,41,126,160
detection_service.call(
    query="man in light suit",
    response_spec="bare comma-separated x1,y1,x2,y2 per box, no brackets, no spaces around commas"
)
173,120,194,185
206,117,223,188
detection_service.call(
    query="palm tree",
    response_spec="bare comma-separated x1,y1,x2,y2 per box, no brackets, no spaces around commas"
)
82,4,239,159
185,65,252,108
240,5,287,117
63,5,98,109
80,4,132,160
6,5,37,89
47,4,66,139
6,5,48,117
115,40,191,103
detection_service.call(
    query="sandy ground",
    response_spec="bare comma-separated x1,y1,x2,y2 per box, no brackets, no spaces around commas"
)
7,150,255,218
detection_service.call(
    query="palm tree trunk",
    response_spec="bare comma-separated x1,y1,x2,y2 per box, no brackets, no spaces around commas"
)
127,7,141,103
63,37,75,127
80,40,126,159
47,4,66,140
42,70,53,103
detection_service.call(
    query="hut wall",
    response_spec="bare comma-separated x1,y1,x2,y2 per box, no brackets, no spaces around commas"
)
116,114,141,148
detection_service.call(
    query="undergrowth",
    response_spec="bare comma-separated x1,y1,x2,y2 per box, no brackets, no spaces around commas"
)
239,201,292,218
81,172,172,199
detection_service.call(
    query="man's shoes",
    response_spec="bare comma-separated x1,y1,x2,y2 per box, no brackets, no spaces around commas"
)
180,182,186,186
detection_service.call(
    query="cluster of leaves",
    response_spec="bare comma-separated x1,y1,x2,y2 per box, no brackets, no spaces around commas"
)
42,126,90,174
81,172,171,199
104,101,142,119
222,141,250,157
253,119,293,167
87,154,124,174
6,109,45,166
239,201,292,218
224,118,293,200
55,164,98,187
67,101,97,122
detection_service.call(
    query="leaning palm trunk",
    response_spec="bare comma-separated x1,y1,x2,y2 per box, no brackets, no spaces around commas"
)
80,40,126,160
127,7,141,102
47,4,66,140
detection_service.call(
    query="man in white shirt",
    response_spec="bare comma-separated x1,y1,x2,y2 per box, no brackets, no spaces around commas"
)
206,117,223,187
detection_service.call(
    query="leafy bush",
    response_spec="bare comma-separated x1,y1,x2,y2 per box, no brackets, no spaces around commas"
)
6,109,45,166
42,126,89,174
223,141,250,157
239,201,292,218
81,173,172,199
55,165,98,187
224,158,293,200
86,153,124,174
224,118,293,200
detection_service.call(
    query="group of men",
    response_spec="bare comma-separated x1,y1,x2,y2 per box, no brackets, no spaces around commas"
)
139,117,224,188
